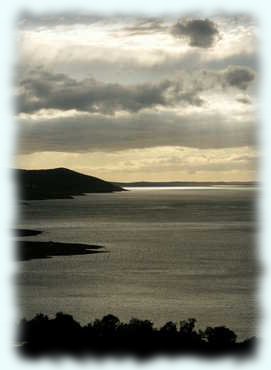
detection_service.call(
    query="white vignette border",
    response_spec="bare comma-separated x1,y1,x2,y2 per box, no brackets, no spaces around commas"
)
0,1,271,369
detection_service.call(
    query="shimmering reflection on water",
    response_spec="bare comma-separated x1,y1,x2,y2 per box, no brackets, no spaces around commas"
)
17,187,258,339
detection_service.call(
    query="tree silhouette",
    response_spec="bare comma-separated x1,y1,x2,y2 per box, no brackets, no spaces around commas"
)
204,326,237,349
160,321,177,335
18,312,256,357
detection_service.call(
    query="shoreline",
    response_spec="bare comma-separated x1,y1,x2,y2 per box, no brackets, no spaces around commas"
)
14,228,43,237
14,228,106,261
17,239,105,261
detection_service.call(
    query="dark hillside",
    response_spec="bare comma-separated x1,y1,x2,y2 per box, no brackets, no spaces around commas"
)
16,168,124,200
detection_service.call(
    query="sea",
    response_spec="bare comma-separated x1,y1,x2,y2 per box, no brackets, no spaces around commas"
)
16,186,258,340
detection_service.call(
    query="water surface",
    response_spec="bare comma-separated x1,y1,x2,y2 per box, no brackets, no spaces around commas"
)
17,187,258,339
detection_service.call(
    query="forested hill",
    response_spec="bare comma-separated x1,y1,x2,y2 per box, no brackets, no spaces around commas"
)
16,168,124,200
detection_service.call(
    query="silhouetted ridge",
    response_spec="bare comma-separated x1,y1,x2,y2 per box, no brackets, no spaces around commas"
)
15,168,124,200
18,313,256,358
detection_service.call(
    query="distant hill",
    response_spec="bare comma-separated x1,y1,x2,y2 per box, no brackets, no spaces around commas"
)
115,181,257,188
16,168,124,200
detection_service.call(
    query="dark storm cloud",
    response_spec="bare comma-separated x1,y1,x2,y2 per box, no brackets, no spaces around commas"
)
198,66,256,91
17,69,204,114
223,66,256,90
171,19,219,48
190,66,256,93
18,110,255,155
17,66,256,115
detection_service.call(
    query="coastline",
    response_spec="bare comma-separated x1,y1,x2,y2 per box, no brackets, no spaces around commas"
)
17,240,105,261
14,229,106,261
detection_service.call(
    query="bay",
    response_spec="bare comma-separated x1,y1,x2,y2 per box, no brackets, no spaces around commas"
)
17,187,258,340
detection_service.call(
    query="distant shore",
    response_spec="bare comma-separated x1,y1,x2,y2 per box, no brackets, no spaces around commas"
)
115,181,258,188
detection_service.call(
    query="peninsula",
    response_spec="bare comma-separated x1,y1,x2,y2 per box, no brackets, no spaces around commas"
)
16,168,124,200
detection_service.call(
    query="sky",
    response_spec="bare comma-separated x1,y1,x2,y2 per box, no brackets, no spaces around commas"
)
15,13,258,182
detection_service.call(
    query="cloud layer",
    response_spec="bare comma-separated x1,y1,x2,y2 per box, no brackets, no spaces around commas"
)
17,66,255,115
17,70,204,114
15,14,258,181
18,109,255,154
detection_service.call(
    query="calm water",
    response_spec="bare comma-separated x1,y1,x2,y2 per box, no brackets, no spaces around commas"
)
17,187,258,339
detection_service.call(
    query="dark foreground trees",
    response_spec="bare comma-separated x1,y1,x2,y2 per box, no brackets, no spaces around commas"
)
18,312,256,358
